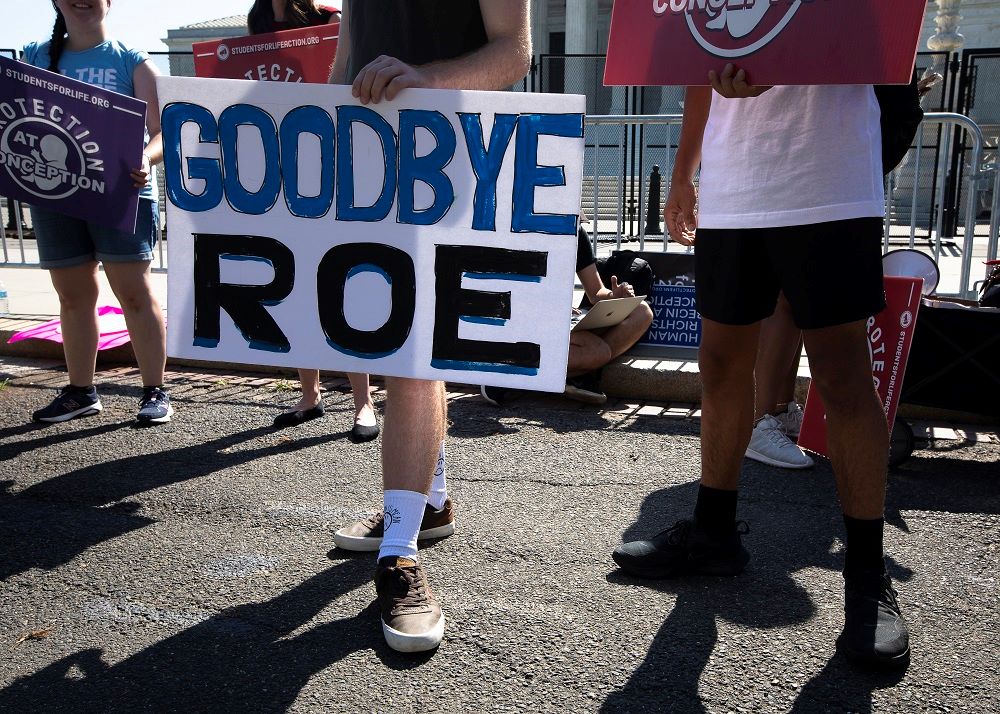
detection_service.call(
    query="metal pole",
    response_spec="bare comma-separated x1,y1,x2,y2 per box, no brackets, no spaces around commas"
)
637,124,647,251
617,123,624,250
592,126,600,240
14,200,25,264
910,126,924,249
1,200,9,263
884,171,894,253
989,165,1000,263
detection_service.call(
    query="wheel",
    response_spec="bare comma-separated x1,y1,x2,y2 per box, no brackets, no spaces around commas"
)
888,417,915,469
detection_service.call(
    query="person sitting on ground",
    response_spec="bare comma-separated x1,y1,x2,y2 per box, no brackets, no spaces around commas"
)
246,0,378,443
481,223,653,406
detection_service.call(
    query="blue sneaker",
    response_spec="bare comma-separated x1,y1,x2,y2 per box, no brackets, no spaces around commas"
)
32,385,102,423
137,387,173,424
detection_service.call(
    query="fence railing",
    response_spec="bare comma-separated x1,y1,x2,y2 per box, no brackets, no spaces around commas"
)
579,112,994,299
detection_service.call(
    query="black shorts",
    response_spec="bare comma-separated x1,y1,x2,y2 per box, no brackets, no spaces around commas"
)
695,217,886,330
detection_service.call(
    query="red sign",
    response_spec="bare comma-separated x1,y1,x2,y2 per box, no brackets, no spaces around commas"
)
193,25,339,84
798,276,923,458
604,0,928,86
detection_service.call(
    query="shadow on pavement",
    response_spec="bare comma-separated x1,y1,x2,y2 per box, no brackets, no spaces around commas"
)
0,425,347,581
0,559,383,710
454,394,699,440
0,419,131,460
597,450,991,713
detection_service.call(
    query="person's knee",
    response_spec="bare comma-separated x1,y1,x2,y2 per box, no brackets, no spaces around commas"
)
699,341,753,391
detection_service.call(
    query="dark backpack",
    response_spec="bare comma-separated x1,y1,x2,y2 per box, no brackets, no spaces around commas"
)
875,72,924,175
579,250,654,309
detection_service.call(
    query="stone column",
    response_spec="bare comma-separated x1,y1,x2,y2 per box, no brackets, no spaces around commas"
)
565,0,598,102
927,0,965,63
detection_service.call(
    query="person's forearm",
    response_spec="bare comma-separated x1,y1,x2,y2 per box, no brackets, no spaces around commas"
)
329,56,347,84
143,132,163,165
672,86,711,182
420,33,530,91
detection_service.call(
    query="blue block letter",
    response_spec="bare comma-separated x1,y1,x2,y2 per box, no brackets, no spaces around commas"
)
459,113,517,232
511,113,584,235
397,110,456,226
161,102,222,213
336,106,398,222
280,105,336,219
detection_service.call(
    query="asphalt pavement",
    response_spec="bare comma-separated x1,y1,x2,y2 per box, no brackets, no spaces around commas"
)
0,357,997,713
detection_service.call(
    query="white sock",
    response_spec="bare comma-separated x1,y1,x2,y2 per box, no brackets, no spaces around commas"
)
378,489,428,561
427,439,448,510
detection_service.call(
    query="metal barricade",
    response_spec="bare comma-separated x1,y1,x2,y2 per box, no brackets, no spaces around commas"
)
585,113,995,299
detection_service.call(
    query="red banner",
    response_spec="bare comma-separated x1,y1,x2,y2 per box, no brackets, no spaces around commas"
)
193,24,339,84
604,0,928,87
798,276,924,458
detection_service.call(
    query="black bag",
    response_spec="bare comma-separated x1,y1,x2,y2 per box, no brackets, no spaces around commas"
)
981,260,1000,308
875,72,924,175
579,250,654,309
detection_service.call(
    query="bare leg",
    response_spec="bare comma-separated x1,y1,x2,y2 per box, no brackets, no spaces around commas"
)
567,330,612,376
598,302,654,361
753,294,802,419
288,369,322,412
348,372,376,427
803,321,888,519
49,263,101,387
699,318,761,490
103,261,166,386
382,377,443,495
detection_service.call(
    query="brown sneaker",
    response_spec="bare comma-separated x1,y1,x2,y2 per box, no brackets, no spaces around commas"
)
375,556,444,652
333,498,456,552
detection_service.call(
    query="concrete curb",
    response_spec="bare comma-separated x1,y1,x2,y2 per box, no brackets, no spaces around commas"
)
2,314,995,425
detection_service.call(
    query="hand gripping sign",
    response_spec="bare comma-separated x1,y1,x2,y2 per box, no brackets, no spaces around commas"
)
0,55,146,233
605,0,929,86
194,25,339,84
157,76,585,390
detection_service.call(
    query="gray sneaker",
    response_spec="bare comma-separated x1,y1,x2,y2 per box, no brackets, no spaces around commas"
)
375,556,444,652
772,400,805,439
334,499,456,552
745,415,814,469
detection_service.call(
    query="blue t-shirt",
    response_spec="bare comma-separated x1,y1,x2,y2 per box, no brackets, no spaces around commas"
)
22,39,155,199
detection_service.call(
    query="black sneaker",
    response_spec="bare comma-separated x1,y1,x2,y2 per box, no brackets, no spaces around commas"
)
137,387,173,424
839,569,910,670
32,385,102,423
612,519,750,578
564,372,606,405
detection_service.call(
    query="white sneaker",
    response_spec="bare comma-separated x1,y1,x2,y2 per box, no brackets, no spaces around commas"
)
746,414,814,469
772,400,805,439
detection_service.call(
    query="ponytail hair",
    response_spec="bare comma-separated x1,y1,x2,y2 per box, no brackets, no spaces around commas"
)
248,0,324,34
48,5,68,72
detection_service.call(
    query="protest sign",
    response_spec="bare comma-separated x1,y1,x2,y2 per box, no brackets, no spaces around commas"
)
194,25,339,84
798,276,923,457
0,55,146,233
158,76,585,390
635,250,700,348
605,0,929,87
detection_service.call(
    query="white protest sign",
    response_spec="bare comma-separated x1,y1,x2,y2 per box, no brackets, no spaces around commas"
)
157,77,585,391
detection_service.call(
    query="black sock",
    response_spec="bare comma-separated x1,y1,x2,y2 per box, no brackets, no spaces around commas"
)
843,515,885,576
69,384,94,392
693,485,738,537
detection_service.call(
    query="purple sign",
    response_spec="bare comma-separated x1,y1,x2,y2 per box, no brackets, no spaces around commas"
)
0,55,146,233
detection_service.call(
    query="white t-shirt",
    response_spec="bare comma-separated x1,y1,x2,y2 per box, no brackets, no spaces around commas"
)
698,85,884,229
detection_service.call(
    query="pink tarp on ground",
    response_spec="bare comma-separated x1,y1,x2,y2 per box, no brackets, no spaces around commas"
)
7,305,132,350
